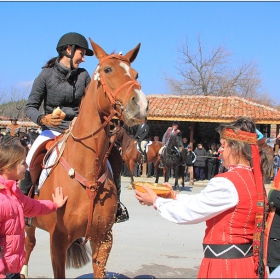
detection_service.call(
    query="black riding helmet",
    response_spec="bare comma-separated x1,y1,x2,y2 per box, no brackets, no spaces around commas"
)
56,32,93,70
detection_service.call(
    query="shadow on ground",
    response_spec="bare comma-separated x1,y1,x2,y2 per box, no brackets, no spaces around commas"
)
76,263,198,278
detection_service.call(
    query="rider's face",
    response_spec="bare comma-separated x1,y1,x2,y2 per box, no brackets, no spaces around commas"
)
72,48,86,69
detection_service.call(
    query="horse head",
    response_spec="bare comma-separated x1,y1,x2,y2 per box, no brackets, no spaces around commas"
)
89,39,148,127
168,133,183,152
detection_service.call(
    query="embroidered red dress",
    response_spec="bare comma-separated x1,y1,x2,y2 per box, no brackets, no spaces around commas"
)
198,166,258,278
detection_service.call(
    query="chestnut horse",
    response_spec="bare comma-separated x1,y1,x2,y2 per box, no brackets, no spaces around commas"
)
111,122,163,188
22,40,148,278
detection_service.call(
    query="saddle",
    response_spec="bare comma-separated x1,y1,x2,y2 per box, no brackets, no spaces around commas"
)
29,133,65,188
28,133,123,195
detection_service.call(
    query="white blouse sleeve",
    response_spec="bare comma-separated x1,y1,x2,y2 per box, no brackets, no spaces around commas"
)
154,177,239,224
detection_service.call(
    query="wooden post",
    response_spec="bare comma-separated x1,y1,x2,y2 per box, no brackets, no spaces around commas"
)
275,124,280,154
142,163,147,177
189,122,195,148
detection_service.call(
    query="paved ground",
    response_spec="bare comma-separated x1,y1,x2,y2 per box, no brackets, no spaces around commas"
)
25,175,272,279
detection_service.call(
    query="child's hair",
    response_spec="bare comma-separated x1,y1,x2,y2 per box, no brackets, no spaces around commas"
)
0,136,26,172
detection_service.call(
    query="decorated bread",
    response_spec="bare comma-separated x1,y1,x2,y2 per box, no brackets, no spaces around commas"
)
134,181,175,199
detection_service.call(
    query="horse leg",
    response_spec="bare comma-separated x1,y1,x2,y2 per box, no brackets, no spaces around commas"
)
49,230,68,278
174,167,179,189
90,227,113,278
154,164,159,184
128,161,135,190
21,225,37,278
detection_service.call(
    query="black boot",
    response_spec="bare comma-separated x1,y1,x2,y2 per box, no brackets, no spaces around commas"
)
114,175,129,223
19,170,33,196
143,151,147,163
19,170,33,227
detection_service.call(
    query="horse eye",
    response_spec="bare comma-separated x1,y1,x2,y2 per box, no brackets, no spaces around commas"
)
104,67,112,73
135,74,139,80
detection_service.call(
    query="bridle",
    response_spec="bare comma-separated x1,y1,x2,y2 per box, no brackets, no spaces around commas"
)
65,54,142,245
70,54,141,142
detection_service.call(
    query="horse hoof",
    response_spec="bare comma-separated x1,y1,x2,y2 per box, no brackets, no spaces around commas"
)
20,265,28,278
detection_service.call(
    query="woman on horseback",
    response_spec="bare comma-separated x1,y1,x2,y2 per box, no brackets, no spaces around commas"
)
22,32,128,223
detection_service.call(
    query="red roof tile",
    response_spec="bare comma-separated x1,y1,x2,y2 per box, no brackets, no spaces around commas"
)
147,95,280,124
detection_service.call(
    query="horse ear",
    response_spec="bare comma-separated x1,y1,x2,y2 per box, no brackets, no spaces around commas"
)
123,43,141,64
89,38,108,61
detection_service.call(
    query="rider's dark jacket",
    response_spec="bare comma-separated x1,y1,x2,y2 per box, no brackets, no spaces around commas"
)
134,123,149,142
25,59,91,133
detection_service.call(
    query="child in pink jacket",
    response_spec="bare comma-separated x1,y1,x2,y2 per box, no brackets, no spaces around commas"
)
0,137,68,278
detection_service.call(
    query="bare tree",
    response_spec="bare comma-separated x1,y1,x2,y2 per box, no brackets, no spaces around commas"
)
165,35,273,106
1,86,30,120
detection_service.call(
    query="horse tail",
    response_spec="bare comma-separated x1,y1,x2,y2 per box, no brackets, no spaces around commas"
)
66,238,91,269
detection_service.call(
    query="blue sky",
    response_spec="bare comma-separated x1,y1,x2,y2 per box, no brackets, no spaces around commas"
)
0,1,279,104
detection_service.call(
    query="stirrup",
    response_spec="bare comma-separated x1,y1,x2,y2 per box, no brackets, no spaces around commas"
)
115,202,129,223
158,163,164,169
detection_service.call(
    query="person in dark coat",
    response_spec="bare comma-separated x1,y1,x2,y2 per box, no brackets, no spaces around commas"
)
194,143,207,180
206,143,219,180
185,144,196,185
134,117,149,163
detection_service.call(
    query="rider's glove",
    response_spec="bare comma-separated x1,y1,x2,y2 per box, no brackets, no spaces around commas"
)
40,114,63,127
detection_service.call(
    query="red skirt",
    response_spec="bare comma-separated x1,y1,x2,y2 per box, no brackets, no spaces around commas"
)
197,256,259,278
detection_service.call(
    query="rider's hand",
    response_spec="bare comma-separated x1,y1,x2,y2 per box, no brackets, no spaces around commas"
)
40,114,63,127
52,187,68,208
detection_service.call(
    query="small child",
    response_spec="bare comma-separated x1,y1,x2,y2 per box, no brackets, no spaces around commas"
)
0,137,68,278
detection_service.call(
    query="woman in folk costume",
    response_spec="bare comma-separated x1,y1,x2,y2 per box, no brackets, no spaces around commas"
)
135,117,270,278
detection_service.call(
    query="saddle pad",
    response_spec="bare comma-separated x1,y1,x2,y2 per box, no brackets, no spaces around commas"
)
38,141,63,191
136,141,152,153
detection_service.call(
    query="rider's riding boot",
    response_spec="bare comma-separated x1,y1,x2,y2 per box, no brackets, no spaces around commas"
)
158,154,164,169
19,170,33,227
143,151,147,163
114,174,129,223
19,170,32,196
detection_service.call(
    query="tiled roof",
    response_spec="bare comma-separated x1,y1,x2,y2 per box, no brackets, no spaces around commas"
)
147,94,280,124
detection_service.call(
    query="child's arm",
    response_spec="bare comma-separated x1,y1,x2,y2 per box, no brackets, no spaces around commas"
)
18,187,68,217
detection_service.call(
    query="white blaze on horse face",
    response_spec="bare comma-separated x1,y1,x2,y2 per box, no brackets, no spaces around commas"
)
120,62,132,77
135,89,148,117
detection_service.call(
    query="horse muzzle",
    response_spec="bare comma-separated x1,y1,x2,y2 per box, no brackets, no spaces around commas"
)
123,89,148,127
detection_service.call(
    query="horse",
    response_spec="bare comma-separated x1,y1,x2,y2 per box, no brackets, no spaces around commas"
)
22,39,148,279
111,122,164,189
161,133,184,189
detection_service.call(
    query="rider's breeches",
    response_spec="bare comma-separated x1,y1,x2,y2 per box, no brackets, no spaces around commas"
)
158,146,165,155
26,130,61,168
20,130,61,196
140,140,148,153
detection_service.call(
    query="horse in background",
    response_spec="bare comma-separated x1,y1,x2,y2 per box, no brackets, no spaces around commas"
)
161,133,184,189
111,122,163,189
22,40,148,279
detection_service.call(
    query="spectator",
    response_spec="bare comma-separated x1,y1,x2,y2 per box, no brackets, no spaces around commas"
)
182,137,189,149
194,143,207,181
273,152,280,180
206,143,219,180
184,144,196,185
